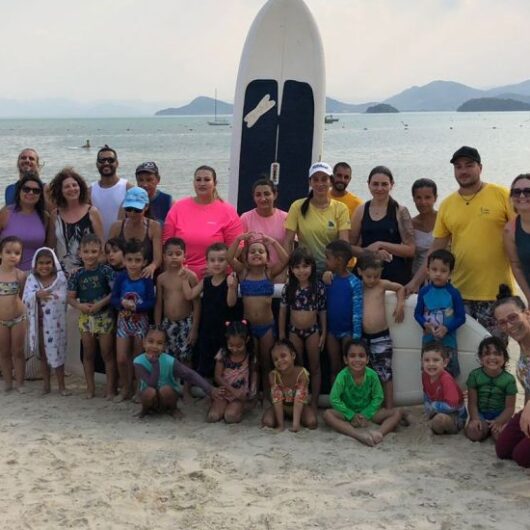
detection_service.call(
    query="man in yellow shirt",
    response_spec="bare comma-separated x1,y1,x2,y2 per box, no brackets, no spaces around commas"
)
330,162,363,219
406,146,513,341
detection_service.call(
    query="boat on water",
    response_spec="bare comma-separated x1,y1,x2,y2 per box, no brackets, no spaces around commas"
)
208,89,230,126
325,114,339,124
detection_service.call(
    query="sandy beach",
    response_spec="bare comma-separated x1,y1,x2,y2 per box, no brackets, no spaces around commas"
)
0,374,529,530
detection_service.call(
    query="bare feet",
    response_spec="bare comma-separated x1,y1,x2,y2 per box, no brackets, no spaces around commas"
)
105,393,116,401
370,430,384,445
85,392,95,400
171,408,184,420
356,431,376,447
60,389,72,397
289,425,301,433
16,386,26,394
113,394,128,403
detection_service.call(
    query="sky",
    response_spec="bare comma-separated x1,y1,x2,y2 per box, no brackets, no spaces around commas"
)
2,0,530,105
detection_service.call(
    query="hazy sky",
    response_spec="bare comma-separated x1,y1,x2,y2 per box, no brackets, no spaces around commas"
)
2,0,530,104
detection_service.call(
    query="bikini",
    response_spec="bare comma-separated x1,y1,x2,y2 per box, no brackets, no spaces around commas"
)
239,276,275,339
0,280,26,328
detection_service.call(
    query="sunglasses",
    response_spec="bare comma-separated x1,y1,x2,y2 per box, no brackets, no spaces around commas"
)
510,187,530,198
97,157,116,164
21,186,42,195
124,207,143,213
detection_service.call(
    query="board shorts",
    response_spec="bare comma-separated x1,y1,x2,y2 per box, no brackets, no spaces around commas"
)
463,300,507,346
78,308,114,336
116,311,149,339
162,316,193,362
363,329,393,382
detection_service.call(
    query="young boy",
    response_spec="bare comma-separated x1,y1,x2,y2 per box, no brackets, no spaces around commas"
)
134,326,224,419
324,240,363,382
323,339,402,446
135,161,173,225
155,238,200,399
181,242,239,378
111,239,156,401
357,252,405,409
414,249,466,377
67,234,116,399
105,237,125,274
422,342,467,434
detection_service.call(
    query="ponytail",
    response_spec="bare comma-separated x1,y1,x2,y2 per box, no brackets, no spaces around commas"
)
300,189,314,217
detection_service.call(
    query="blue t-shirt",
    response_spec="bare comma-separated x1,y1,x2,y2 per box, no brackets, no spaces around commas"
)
111,271,155,313
148,190,172,225
67,264,115,304
5,182,17,206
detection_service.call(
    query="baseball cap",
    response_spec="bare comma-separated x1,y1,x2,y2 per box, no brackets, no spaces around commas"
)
450,146,481,164
123,186,149,209
308,162,333,178
135,161,159,175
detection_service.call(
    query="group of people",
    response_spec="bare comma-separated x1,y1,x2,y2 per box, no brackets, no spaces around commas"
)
0,144,529,468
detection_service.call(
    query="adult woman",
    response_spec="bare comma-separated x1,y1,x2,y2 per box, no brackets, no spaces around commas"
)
48,168,104,275
0,175,50,271
351,166,415,284
109,187,162,278
494,287,530,468
240,178,288,282
504,174,530,304
163,165,242,279
284,162,350,273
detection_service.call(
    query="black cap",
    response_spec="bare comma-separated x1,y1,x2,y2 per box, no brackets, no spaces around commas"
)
135,161,159,175
450,146,481,164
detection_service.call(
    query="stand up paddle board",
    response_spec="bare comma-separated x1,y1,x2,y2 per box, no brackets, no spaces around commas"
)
229,0,326,213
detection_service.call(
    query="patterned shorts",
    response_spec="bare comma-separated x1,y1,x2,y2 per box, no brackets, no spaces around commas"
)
463,300,508,346
162,316,193,362
78,309,115,336
116,311,149,339
363,329,393,382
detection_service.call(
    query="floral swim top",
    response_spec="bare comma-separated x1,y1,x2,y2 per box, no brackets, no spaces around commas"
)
270,367,310,405
280,281,326,312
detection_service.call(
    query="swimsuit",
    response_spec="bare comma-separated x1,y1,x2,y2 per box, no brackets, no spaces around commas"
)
239,277,274,297
362,329,393,382
162,316,193,362
0,313,26,328
288,323,319,340
249,321,275,339
215,349,254,402
270,368,309,406
78,308,115,336
0,280,20,296
116,311,150,338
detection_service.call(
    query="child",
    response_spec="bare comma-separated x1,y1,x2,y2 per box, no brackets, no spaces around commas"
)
279,247,326,409
421,342,467,434
105,237,125,273
208,320,258,423
414,249,465,377
262,339,317,432
67,234,115,398
155,238,200,400
465,336,517,442
411,178,437,276
324,240,363,383
111,238,156,401
357,252,404,409
23,247,69,396
227,232,289,395
323,339,402,446
182,242,238,378
0,236,27,393
134,326,223,419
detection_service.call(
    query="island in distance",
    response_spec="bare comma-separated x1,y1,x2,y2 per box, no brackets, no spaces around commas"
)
365,103,398,113
457,97,530,112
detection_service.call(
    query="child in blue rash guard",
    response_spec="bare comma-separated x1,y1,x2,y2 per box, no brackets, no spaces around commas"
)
415,249,466,377
112,239,155,402
323,240,363,383
134,326,224,418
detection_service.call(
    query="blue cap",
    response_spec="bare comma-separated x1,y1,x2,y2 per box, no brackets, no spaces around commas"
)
123,186,149,209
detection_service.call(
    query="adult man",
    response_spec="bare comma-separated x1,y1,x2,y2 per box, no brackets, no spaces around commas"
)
134,161,173,225
90,145,132,239
5,148,41,205
329,162,363,218
406,146,513,339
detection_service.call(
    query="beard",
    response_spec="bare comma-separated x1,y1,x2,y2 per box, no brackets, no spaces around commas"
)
98,165,116,178
332,182,346,192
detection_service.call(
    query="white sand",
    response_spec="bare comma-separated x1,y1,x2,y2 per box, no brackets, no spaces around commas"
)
1,376,529,530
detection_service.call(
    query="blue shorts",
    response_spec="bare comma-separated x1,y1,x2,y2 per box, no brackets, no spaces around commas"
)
479,410,501,422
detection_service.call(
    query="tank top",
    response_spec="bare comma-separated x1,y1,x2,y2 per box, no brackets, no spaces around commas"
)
117,219,153,264
412,229,434,276
90,178,127,239
1,206,46,271
515,215,530,288
360,200,412,285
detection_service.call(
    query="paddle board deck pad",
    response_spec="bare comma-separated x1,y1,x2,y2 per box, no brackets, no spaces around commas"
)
229,0,325,213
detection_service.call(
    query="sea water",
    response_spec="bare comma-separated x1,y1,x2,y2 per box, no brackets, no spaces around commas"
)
1,111,530,208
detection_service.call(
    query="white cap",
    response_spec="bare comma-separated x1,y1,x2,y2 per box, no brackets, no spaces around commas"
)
308,162,333,178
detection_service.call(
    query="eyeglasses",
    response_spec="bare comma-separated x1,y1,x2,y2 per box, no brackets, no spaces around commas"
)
97,157,116,164
124,207,143,213
21,186,42,195
495,312,521,328
510,187,530,198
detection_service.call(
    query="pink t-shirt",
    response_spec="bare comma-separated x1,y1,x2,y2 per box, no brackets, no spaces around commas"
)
240,208,288,268
163,197,242,278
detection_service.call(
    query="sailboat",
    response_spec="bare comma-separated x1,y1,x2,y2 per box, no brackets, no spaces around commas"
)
208,89,230,126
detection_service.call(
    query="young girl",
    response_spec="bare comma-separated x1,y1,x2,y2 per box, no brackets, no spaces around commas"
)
279,247,326,409
422,342,467,434
208,320,258,424
411,178,437,276
23,247,69,395
465,336,517,442
0,236,27,393
261,339,317,432
227,232,289,395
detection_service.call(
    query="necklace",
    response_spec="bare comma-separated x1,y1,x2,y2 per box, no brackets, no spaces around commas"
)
459,183,483,205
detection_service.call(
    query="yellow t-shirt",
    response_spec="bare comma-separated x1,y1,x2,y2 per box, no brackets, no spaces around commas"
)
433,183,514,301
285,199,351,271
329,192,363,218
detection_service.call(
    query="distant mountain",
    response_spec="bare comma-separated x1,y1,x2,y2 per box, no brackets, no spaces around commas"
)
366,103,398,114
325,97,376,113
156,96,233,116
457,97,530,112
486,80,530,97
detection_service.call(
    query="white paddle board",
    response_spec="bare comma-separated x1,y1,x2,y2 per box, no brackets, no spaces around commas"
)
229,0,326,214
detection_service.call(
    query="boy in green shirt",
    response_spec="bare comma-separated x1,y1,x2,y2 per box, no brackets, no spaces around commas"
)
323,339,402,446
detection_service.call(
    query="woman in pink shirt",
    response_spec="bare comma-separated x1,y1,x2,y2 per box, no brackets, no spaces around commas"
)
163,166,242,278
240,178,288,283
